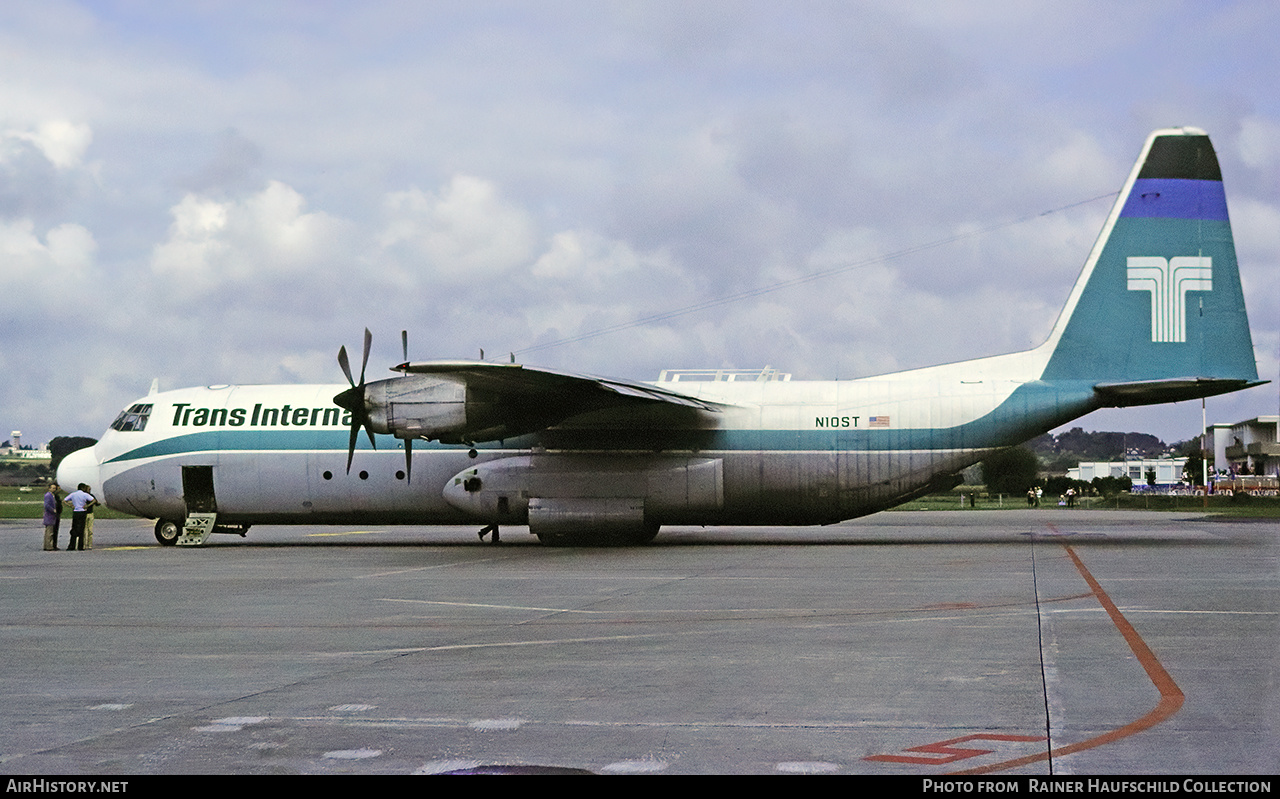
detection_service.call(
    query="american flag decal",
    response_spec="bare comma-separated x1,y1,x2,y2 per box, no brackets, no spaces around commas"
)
869,416,890,427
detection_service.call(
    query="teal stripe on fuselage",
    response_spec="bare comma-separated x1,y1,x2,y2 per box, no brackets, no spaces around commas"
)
104,380,1097,462
104,429,428,463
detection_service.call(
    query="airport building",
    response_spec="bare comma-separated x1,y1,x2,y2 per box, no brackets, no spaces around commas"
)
1204,415,1279,478
1068,457,1188,486
1,431,50,460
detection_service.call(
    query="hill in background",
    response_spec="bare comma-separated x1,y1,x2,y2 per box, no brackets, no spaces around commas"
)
1026,428,1191,474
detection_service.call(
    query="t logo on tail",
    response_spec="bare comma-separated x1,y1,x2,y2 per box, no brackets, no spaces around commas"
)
1126,256,1213,343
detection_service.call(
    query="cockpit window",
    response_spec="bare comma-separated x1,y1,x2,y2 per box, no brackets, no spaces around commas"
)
110,403,153,432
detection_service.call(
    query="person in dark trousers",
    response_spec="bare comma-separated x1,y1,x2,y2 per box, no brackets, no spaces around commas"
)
43,483,62,550
63,484,95,551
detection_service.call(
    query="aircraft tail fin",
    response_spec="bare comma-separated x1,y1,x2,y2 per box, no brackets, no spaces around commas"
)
1039,128,1259,401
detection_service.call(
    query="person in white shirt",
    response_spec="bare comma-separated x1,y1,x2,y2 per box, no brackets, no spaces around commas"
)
62,484,96,552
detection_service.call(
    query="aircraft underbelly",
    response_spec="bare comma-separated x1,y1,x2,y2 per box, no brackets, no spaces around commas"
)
714,447,987,523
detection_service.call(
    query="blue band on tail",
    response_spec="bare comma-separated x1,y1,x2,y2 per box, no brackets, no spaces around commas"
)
1120,178,1229,221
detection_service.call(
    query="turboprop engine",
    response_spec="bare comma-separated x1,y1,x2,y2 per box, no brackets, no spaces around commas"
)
330,330,611,481
360,375,536,444
332,329,724,483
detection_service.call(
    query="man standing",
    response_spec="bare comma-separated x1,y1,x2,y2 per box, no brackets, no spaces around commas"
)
42,483,62,550
63,483,94,552
83,485,97,549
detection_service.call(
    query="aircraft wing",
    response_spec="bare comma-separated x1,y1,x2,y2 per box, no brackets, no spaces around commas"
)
396,360,722,411
362,360,723,445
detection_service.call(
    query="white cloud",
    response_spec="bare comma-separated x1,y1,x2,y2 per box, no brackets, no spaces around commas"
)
150,194,229,289
1233,197,1280,258
378,175,538,286
1037,130,1114,192
1236,115,1280,171
531,229,673,286
0,218,96,291
530,230,590,280
1,120,92,170
150,181,348,297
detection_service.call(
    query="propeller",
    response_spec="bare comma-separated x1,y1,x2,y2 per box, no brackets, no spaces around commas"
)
333,328,376,474
399,329,412,483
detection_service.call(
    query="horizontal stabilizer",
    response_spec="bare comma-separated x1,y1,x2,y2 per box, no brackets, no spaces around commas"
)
1093,378,1268,407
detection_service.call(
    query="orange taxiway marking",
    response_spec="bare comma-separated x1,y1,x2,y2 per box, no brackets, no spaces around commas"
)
952,540,1184,775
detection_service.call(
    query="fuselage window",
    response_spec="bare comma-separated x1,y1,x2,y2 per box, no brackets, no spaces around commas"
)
110,403,154,432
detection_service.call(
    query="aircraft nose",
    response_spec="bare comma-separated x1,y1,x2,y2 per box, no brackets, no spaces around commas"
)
56,446,102,500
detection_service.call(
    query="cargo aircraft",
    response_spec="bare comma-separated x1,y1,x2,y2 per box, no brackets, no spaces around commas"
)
58,128,1262,546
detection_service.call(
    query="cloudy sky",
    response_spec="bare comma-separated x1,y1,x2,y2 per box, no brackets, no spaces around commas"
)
4,1,1278,448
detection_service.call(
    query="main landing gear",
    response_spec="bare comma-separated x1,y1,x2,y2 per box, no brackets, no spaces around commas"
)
153,518,251,546
155,519,180,546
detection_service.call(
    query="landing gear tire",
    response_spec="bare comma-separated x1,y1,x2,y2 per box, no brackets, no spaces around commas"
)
154,519,180,546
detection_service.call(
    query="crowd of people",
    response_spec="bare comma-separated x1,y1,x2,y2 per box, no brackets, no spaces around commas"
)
1026,486,1078,507
41,482,97,551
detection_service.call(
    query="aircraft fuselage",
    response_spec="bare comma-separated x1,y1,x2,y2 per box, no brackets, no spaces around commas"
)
65,347,1099,535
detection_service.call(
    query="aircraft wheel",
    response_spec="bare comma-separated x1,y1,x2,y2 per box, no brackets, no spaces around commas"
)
154,519,180,546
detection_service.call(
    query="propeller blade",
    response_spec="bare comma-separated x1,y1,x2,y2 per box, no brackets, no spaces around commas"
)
337,345,355,388
337,330,378,473
360,328,372,385
346,418,360,474
401,330,409,364
338,405,379,474
403,437,412,484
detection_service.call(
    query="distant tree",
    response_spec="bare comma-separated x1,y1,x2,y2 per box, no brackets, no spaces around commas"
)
1050,428,1165,461
980,447,1041,495
48,437,97,474
1044,476,1092,497
1024,433,1055,454
1177,437,1207,485
1183,458,1204,486
1091,475,1133,497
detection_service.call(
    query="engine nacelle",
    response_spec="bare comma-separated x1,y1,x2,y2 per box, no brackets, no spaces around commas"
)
527,497,649,543
441,454,724,532
362,376,516,444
